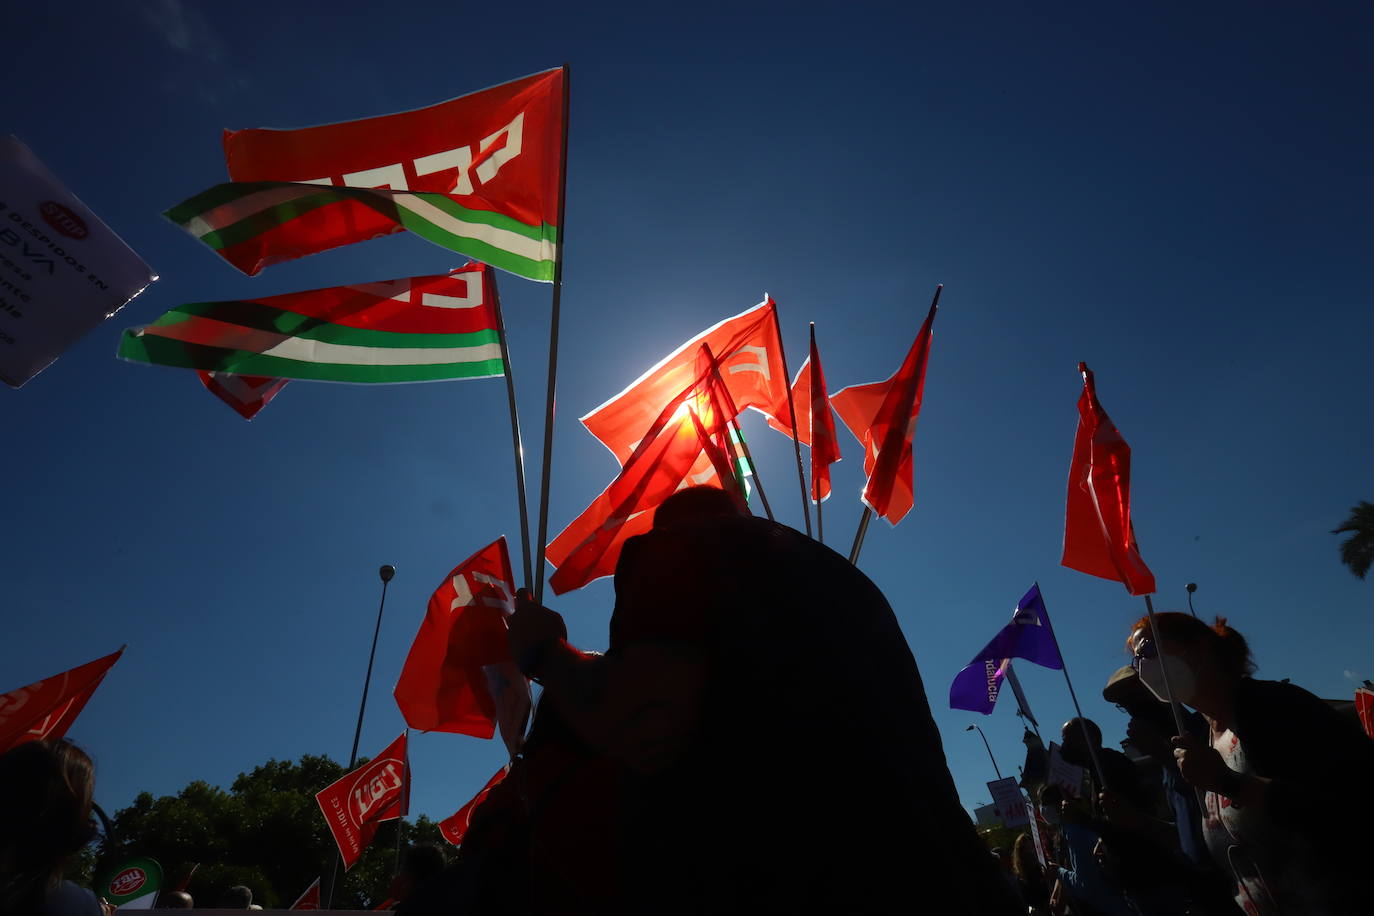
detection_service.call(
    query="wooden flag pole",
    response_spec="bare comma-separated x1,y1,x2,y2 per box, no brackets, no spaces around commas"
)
489,271,533,588
327,564,395,909
728,416,774,521
533,62,572,606
771,300,812,537
848,506,873,565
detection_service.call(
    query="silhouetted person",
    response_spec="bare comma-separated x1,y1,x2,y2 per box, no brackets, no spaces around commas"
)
155,890,194,908
391,844,445,911
0,739,102,916
480,486,1021,914
215,885,252,909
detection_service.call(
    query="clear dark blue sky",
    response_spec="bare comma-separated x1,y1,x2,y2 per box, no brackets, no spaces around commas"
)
6,1,1371,825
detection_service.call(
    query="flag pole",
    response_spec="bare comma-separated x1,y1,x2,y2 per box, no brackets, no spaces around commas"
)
533,62,572,606
771,298,812,537
327,563,395,909
729,416,774,521
1143,594,1189,736
809,322,823,546
1034,582,1108,793
848,506,873,565
489,270,534,588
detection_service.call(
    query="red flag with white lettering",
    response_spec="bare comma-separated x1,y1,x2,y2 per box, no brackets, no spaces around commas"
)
1060,363,1156,596
0,648,123,754
204,68,563,280
393,538,531,757
288,877,320,910
830,299,938,524
439,766,509,847
581,297,792,465
549,347,744,594
197,371,289,420
314,732,409,870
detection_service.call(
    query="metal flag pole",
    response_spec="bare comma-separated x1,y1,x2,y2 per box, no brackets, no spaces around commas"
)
728,416,774,521
966,724,1003,779
533,62,572,606
489,269,534,588
1143,593,1189,736
809,322,823,545
770,297,812,537
327,564,395,909
848,506,873,565
393,729,409,875
1034,583,1108,793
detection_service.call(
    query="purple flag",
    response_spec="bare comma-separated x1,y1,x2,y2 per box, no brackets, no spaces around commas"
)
950,585,1062,715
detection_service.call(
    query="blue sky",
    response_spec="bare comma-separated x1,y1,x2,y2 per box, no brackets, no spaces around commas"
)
5,0,1371,828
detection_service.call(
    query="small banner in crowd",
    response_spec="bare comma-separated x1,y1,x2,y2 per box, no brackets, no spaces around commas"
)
439,766,509,847
1356,687,1373,739
987,777,1030,828
314,732,409,869
289,876,321,910
0,647,124,754
1046,741,1089,799
94,855,162,909
0,136,156,387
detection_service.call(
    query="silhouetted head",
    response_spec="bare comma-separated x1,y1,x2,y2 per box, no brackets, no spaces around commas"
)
0,738,97,912
156,890,194,908
216,885,253,908
653,485,743,530
1059,718,1101,766
390,843,447,900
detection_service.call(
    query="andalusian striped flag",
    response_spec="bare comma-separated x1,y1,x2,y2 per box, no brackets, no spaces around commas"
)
117,265,506,385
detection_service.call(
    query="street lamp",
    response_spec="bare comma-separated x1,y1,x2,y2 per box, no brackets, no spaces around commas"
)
966,724,1003,780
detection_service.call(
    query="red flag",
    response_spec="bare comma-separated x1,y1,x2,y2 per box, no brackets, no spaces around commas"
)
314,732,409,870
197,371,289,420
580,296,792,465
393,538,531,757
1061,363,1156,596
549,348,745,594
796,327,843,502
288,877,320,910
0,648,123,754
830,298,939,524
439,766,509,847
1353,688,1373,739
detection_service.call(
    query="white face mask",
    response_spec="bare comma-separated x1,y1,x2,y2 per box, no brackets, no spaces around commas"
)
1136,651,1197,706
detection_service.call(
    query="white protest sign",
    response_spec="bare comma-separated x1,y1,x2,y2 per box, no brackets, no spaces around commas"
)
987,776,1030,828
1046,741,1088,798
0,135,156,387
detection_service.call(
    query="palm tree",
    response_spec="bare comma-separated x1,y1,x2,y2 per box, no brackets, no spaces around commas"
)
1332,501,1374,579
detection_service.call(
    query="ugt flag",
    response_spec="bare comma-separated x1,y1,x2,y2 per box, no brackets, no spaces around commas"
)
1061,362,1155,596
439,765,509,847
950,585,1062,716
580,296,792,465
288,877,321,910
171,68,564,280
0,648,123,754
118,266,505,385
393,538,531,759
831,292,939,524
315,732,409,870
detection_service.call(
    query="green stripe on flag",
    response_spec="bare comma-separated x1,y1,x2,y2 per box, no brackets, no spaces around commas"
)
119,332,506,384
153,302,501,350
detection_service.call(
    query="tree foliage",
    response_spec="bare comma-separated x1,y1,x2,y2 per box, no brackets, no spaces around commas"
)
91,754,443,909
1333,500,1374,580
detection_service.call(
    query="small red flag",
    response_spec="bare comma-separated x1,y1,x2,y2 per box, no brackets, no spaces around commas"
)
288,877,321,910
393,538,531,757
549,346,745,594
314,732,409,870
581,296,792,465
1061,363,1156,596
439,766,509,847
197,371,289,420
830,297,939,524
0,648,123,754
799,327,842,502
1356,688,1374,740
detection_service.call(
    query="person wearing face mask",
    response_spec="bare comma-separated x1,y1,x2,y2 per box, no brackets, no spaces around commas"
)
1127,612,1374,915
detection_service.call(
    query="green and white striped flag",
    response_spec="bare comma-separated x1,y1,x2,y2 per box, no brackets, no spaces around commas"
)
118,265,506,385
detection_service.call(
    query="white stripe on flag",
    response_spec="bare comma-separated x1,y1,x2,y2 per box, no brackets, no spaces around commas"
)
396,194,554,264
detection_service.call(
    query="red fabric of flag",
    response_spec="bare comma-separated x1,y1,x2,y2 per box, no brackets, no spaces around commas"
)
439,765,509,847
830,302,938,524
220,69,563,272
1061,363,1156,595
197,371,289,420
288,877,320,910
580,297,792,465
0,648,123,754
549,347,745,594
798,329,842,502
393,538,530,756
314,732,409,870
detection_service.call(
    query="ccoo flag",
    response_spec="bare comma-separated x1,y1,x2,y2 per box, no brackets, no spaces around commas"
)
1061,363,1155,596
0,648,124,754
950,585,1062,716
118,266,505,385
393,537,531,758
170,69,563,280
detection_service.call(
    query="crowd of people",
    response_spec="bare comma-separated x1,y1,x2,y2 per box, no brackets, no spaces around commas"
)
3,487,1371,914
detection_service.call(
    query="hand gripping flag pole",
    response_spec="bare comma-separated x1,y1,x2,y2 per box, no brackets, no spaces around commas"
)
533,63,572,605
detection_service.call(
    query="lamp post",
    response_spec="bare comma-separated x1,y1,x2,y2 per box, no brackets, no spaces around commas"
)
966,724,1003,780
